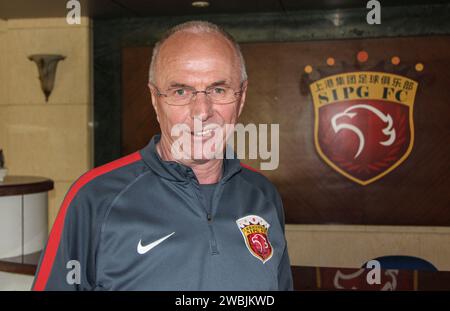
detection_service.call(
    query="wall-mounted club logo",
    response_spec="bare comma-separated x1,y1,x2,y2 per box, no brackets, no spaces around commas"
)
304,52,421,185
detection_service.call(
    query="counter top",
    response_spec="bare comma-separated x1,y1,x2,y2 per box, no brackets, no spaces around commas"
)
0,176,54,196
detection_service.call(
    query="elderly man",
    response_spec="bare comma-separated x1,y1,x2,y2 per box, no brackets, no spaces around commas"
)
32,21,293,291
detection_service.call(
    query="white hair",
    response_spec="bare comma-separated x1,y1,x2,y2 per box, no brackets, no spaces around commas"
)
148,21,247,84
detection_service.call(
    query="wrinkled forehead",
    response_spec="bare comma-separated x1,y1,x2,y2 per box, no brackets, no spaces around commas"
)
154,31,241,85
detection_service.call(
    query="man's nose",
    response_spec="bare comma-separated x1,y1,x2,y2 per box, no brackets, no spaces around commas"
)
190,92,213,121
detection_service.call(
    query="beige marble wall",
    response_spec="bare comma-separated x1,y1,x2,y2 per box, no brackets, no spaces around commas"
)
286,224,450,271
0,19,8,145
0,17,93,229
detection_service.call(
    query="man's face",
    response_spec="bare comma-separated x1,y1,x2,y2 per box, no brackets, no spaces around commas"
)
149,31,247,163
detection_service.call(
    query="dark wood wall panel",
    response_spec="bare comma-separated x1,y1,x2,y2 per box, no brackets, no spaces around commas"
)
121,47,159,155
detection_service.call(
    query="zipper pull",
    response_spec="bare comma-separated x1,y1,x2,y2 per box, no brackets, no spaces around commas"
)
207,213,212,222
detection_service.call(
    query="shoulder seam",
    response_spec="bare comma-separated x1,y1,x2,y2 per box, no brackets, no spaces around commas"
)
99,170,155,236
76,152,143,192
95,169,154,284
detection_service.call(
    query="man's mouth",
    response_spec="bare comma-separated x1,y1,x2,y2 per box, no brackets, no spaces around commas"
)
191,129,214,137
189,124,220,137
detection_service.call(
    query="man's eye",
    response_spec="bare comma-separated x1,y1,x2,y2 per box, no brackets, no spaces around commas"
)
213,87,226,94
173,89,186,96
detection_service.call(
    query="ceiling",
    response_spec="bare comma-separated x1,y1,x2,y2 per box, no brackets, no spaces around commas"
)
0,0,448,20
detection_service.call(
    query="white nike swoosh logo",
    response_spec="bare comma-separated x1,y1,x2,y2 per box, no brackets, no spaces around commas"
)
137,232,175,255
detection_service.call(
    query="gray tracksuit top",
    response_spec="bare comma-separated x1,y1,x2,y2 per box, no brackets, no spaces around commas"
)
32,134,293,291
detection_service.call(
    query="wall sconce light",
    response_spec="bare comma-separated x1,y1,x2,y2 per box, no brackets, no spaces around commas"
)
28,54,65,102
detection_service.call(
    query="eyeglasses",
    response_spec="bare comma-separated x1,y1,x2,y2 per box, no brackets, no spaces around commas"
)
151,83,244,106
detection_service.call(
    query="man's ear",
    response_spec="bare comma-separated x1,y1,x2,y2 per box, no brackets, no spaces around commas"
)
237,80,248,118
148,83,160,123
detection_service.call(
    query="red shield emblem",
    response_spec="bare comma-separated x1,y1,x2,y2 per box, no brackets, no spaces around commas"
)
310,72,418,185
236,215,273,263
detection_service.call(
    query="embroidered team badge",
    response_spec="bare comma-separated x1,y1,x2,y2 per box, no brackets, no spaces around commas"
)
236,215,273,263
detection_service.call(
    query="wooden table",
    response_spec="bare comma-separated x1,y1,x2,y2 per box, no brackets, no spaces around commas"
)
0,176,53,275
